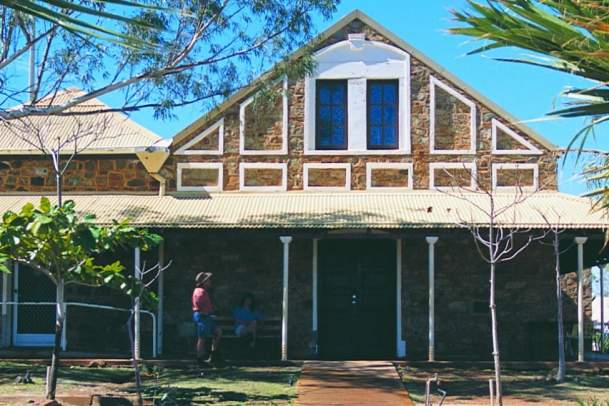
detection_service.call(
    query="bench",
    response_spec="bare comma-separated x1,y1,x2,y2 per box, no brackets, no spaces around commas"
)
177,316,281,359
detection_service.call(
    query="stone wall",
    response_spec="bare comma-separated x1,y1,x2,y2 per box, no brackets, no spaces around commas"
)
148,229,591,360
170,18,558,193
370,168,410,188
401,235,591,361
0,155,158,193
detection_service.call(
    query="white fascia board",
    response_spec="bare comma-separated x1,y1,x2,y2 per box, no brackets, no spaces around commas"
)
239,78,288,156
429,76,477,155
492,162,539,191
303,162,351,191
175,118,224,156
429,161,477,190
491,119,542,155
239,162,288,192
366,162,414,190
176,162,223,192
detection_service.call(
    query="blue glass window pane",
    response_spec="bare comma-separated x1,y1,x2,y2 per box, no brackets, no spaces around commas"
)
369,85,382,104
331,86,345,105
383,107,396,126
383,84,397,104
369,127,382,146
383,127,396,145
332,108,345,126
319,87,330,104
331,127,345,145
318,128,331,145
319,107,331,127
370,106,382,126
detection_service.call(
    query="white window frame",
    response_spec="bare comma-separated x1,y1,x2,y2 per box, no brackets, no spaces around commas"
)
491,119,542,155
239,162,288,192
303,163,351,191
175,118,224,155
239,77,289,156
177,162,223,192
492,163,539,191
429,162,477,190
303,39,411,156
429,76,477,155
366,162,413,191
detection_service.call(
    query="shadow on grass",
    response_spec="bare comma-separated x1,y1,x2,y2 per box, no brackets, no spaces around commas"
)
0,362,132,386
399,366,609,404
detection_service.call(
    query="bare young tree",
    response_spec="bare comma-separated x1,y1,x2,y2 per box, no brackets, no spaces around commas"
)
127,257,172,406
537,211,573,383
436,160,546,406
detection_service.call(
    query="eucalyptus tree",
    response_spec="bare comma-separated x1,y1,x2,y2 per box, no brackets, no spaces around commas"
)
449,0,609,208
0,0,338,120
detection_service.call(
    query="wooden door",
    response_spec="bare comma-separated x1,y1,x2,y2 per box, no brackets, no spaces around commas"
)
318,239,396,359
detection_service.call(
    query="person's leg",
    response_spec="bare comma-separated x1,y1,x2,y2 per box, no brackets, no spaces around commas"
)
196,336,207,359
246,320,257,347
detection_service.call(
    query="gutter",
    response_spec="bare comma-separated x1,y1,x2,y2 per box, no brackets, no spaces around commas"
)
135,145,170,197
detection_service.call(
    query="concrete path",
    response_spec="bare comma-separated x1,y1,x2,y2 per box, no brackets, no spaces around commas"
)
296,361,413,406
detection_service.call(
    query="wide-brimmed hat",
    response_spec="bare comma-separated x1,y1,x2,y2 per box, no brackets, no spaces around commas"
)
195,272,213,286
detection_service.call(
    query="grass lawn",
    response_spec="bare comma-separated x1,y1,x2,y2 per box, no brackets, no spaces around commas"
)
398,364,609,405
0,361,300,405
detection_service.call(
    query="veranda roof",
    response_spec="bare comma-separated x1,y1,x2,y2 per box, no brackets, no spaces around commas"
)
0,191,605,230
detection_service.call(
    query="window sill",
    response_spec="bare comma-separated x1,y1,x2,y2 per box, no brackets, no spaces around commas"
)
304,149,410,156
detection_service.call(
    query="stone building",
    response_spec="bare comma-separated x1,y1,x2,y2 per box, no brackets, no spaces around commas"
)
0,10,606,361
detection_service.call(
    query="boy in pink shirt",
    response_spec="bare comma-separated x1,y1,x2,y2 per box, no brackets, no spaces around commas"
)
192,272,222,364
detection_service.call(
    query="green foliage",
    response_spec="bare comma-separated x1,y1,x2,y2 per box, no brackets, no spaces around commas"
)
0,197,162,304
577,399,609,406
0,0,168,48
450,0,609,206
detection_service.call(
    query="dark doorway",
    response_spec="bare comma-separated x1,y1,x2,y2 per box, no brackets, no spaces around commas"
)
318,239,396,359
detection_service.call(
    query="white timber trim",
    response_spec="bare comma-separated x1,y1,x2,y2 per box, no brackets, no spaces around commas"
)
366,162,414,191
134,247,142,360
492,163,539,192
239,77,289,156
176,162,223,192
304,39,411,155
157,241,165,356
239,162,288,192
429,162,477,190
429,76,477,155
280,236,293,361
396,239,406,358
426,236,439,362
303,163,351,191
174,118,224,155
491,119,542,155
575,236,588,363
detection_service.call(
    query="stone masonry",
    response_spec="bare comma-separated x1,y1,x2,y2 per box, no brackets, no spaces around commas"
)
0,156,158,193
169,18,557,193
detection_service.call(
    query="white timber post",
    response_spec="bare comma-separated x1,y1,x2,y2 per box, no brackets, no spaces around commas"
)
134,247,142,360
280,236,293,361
1,269,8,348
426,236,439,362
157,241,165,357
575,237,587,362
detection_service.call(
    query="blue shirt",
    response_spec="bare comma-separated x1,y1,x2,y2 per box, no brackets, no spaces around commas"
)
233,306,263,326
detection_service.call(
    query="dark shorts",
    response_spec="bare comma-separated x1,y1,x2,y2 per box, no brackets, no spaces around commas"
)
193,311,216,338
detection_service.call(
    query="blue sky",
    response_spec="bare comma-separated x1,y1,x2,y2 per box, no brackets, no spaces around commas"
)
123,0,606,196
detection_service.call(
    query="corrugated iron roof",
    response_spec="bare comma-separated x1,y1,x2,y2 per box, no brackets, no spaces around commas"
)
0,89,161,155
0,191,605,229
